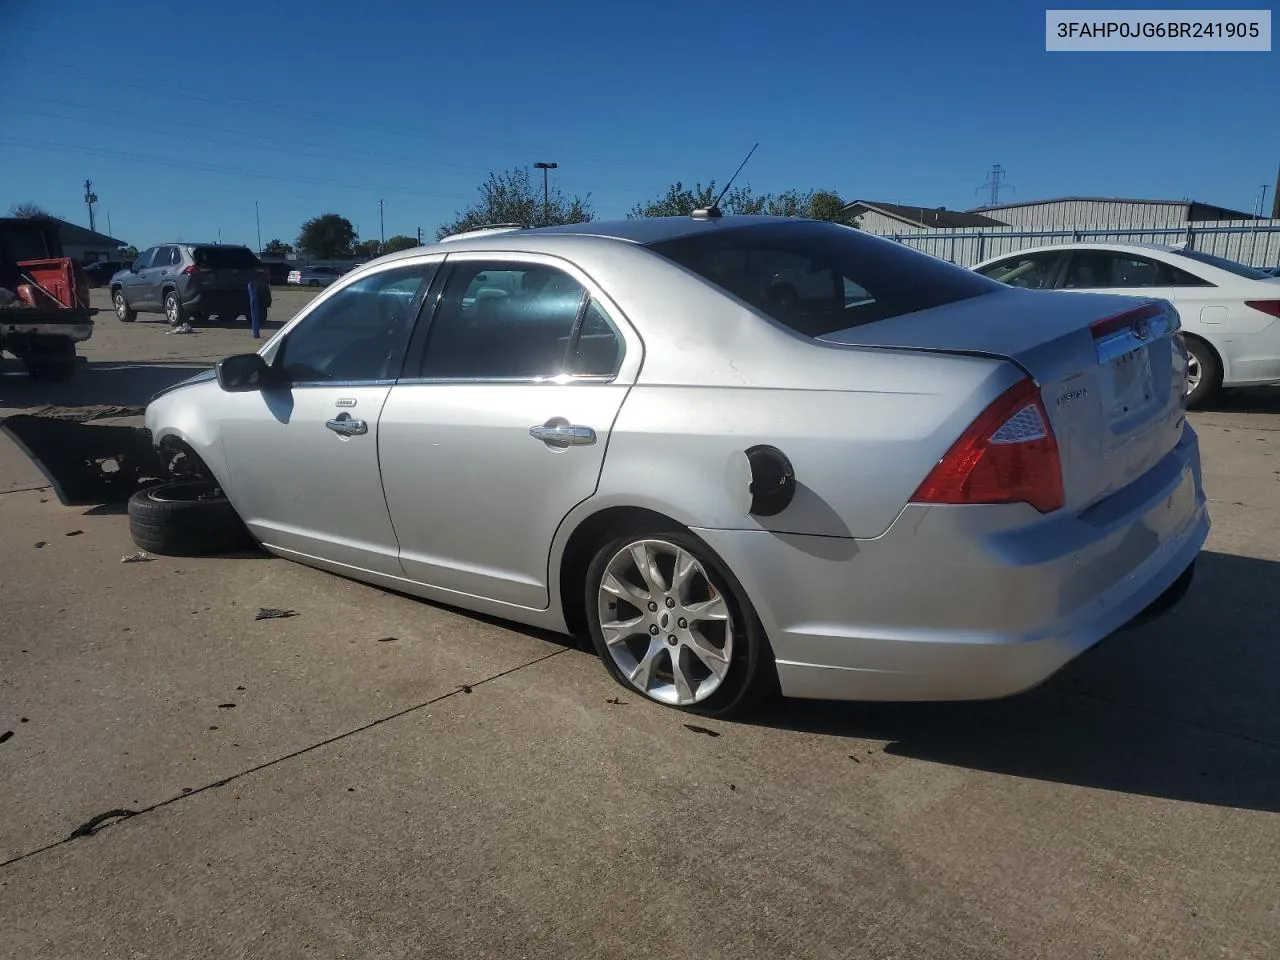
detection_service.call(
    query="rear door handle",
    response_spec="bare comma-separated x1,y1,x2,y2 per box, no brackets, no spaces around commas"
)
529,422,596,447
326,414,368,436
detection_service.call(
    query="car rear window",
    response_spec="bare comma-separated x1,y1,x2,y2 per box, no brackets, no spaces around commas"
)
1167,249,1272,280
647,221,1000,337
193,246,262,270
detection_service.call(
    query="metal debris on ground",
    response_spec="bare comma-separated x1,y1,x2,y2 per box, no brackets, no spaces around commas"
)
65,529,83,537
66,809,137,839
0,730,13,744
255,607,298,620
34,541,46,548
605,696,627,705
167,323,194,335
683,724,722,737
120,551,154,563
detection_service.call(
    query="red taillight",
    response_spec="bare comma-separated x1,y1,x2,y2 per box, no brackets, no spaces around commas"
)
1089,301,1164,339
911,378,1065,514
182,265,197,276
1244,300,1280,319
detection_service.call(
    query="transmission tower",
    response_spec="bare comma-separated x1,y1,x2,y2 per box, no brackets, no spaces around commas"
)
975,164,1014,208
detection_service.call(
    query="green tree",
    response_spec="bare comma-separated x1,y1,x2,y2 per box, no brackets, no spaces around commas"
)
298,214,357,259
9,202,52,219
628,182,717,218
352,239,383,259
806,190,849,223
261,238,293,255
382,234,419,254
118,245,140,261
437,168,594,239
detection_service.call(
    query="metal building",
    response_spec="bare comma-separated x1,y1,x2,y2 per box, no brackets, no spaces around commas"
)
841,201,1006,235
963,197,1258,231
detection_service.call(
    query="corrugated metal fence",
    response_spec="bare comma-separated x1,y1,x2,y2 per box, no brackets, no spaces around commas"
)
879,220,1280,269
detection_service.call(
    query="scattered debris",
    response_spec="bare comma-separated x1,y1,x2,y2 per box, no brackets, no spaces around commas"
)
848,755,861,763
0,730,13,744
459,684,473,694
347,787,355,792
605,696,627,705
20,717,29,723
730,784,737,791
64,529,83,537
208,726,218,731
34,541,46,549
255,607,297,620
167,323,194,335
120,551,154,563
39,498,48,503
217,703,236,709
181,787,193,794
67,809,136,839
376,636,396,643
683,724,721,738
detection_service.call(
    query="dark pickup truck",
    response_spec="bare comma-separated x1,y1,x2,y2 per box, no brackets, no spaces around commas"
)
0,217,96,380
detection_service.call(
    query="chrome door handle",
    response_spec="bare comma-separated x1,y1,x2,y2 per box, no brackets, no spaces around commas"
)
326,414,368,436
529,423,596,447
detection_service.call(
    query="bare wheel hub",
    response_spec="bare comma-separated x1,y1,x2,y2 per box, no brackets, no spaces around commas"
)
597,538,734,706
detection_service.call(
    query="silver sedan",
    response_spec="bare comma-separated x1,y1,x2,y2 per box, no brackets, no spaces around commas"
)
139,216,1208,716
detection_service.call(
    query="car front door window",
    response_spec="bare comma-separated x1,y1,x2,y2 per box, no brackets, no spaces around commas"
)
278,264,434,383
978,253,1062,290
1063,253,1162,289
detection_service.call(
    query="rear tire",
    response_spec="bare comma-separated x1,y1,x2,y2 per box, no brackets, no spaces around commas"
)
128,480,255,557
19,338,78,381
113,289,136,322
584,525,776,717
1184,336,1221,409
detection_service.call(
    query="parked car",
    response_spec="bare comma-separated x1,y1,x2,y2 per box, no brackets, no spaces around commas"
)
110,243,271,327
135,216,1206,716
262,261,293,286
973,243,1280,407
287,265,343,287
83,259,131,288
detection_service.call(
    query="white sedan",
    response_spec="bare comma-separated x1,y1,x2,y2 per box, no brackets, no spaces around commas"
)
973,243,1280,406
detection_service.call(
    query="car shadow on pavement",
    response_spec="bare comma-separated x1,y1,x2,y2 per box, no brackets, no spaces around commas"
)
1199,386,1280,414
748,550,1280,813
0,359,213,411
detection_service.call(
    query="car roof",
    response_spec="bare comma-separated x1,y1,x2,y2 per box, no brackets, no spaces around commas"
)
975,241,1182,265
356,215,839,271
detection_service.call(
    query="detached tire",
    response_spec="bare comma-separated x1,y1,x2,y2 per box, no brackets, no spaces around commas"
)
128,480,255,556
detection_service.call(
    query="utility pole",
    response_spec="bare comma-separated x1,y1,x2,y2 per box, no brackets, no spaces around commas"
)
83,179,98,232
255,200,262,254
106,211,113,238
416,226,422,245
534,161,558,225
1272,161,1280,219
378,199,385,249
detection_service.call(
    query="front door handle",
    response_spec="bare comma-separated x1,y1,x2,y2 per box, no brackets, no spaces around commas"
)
529,422,596,447
326,414,368,436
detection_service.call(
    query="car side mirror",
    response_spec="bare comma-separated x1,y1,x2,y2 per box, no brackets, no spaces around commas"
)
216,353,273,392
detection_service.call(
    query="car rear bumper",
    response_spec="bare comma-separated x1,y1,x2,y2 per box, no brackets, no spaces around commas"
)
182,287,272,313
694,424,1209,702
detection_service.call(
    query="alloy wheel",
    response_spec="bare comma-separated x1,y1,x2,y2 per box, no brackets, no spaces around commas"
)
165,295,180,324
114,293,128,318
596,539,734,706
1186,353,1202,396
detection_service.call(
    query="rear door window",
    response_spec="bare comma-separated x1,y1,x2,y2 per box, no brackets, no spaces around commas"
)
1062,253,1163,289
647,221,999,337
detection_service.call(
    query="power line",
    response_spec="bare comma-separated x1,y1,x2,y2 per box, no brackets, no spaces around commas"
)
3,55,692,177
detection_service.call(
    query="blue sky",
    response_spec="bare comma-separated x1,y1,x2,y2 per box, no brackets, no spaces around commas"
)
1,0,1276,250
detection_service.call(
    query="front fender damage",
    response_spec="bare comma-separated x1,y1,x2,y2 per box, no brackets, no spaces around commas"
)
0,414,167,505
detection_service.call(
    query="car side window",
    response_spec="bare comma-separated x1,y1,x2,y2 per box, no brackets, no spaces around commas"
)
133,248,156,270
1164,264,1214,287
566,299,623,377
977,253,1061,290
417,261,595,380
164,247,182,266
277,263,435,384
1063,253,1162,289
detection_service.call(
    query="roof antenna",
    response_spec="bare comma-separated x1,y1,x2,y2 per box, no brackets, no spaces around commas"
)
693,143,759,220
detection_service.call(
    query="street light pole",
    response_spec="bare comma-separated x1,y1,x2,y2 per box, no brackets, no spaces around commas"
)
379,199,385,249
533,162,557,225
255,200,262,254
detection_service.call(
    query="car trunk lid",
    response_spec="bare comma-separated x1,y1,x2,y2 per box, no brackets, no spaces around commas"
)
820,287,1187,514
